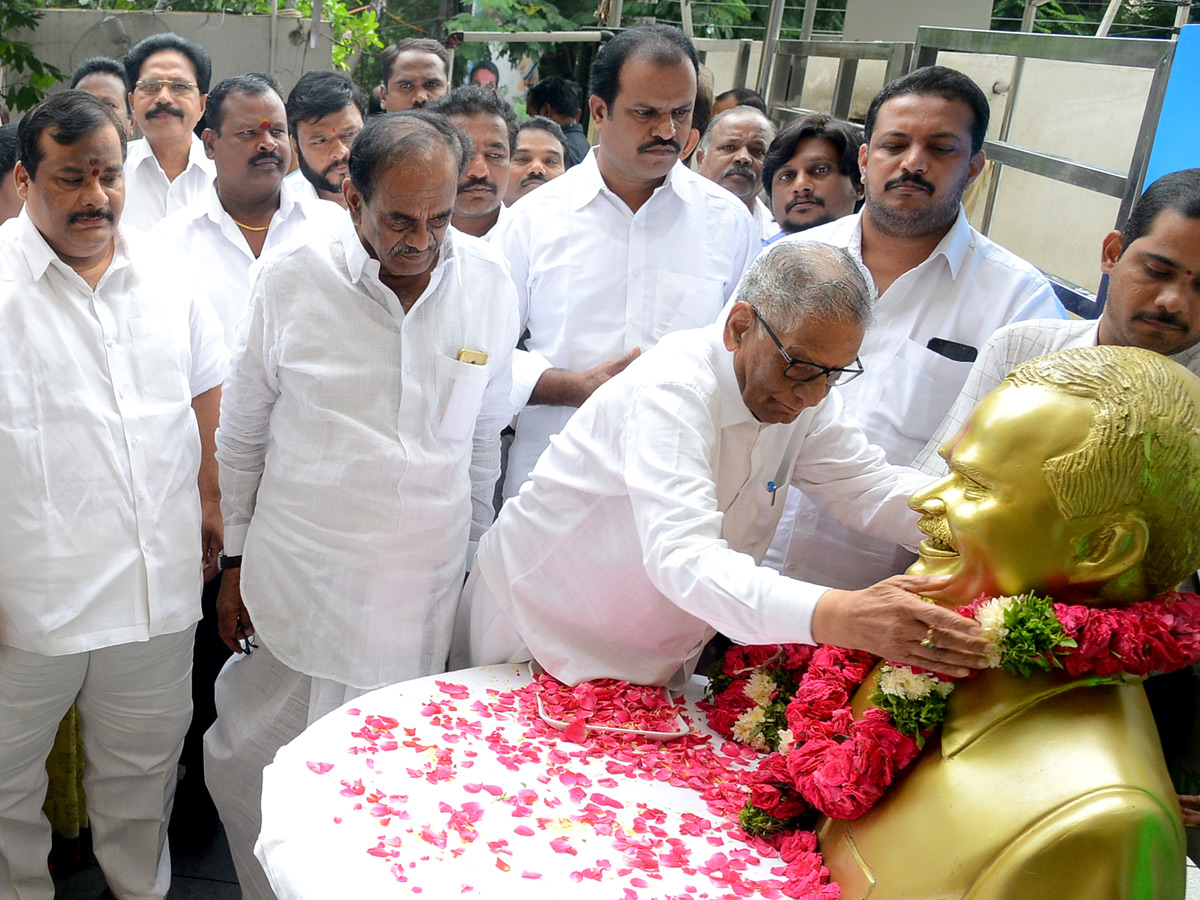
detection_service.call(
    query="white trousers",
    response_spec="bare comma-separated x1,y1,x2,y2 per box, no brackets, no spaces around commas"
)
203,645,368,900
0,627,195,900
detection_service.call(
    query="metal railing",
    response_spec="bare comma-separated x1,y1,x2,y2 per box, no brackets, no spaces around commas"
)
763,37,911,122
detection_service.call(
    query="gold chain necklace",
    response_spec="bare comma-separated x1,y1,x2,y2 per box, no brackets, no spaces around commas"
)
233,218,270,232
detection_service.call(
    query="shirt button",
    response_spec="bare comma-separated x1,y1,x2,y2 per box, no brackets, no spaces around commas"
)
405,365,412,374
131,437,139,447
142,542,150,552
106,339,115,348
118,389,126,398
138,490,146,498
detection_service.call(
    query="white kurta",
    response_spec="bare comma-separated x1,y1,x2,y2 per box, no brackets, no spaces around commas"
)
159,180,348,345
0,210,227,655
121,135,216,231
469,325,930,688
217,224,519,689
492,151,760,499
765,208,1067,590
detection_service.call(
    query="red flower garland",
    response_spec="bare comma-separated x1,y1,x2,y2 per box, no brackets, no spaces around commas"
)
709,591,1200,824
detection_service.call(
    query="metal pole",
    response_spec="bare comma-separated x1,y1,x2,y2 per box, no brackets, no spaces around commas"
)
755,0,788,97
800,0,817,39
606,0,623,30
1175,1,1193,33
680,0,694,38
1096,0,1122,37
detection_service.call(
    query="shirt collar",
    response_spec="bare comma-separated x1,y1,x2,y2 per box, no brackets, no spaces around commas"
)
201,177,296,228
341,219,461,306
568,148,688,212
16,206,131,285
126,133,209,176
710,323,755,428
842,205,972,280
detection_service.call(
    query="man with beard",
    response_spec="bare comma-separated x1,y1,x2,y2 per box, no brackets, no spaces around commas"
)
761,113,862,239
122,33,215,229
503,117,567,206
430,86,517,239
695,105,777,240
203,111,517,900
492,25,758,499
0,90,226,900
160,74,346,345
765,65,1065,593
284,69,364,208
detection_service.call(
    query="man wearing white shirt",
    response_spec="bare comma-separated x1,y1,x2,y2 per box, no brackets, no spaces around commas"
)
915,167,1200,477
0,91,226,900
765,66,1066,592
285,70,364,209
203,111,518,900
694,106,778,241
458,241,989,687
160,74,347,345
430,86,517,240
122,33,215,231
493,25,760,499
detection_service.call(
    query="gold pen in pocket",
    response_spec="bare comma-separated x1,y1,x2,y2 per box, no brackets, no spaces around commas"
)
457,349,488,365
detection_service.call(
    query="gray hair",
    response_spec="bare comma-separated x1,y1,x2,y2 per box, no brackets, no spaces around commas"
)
734,240,875,334
698,105,776,153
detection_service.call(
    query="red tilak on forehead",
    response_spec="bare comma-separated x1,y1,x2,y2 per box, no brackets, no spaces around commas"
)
260,119,271,131
92,169,100,176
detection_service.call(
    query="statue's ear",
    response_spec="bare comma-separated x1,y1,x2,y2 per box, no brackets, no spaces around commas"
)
1066,511,1149,586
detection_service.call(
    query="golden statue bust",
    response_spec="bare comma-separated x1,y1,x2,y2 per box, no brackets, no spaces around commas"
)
818,345,1200,900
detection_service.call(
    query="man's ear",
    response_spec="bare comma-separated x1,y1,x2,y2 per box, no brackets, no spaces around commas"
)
965,150,986,189
1066,511,1149,587
588,95,608,129
1100,230,1124,276
13,160,30,202
723,301,754,351
201,128,217,159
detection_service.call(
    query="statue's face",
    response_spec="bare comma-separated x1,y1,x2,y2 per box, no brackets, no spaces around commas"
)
908,383,1096,606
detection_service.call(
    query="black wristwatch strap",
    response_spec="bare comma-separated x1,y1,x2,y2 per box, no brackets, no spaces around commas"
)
218,552,242,571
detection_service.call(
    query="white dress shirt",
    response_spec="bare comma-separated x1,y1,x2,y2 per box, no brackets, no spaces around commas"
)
492,150,760,498
160,180,348,345
751,196,780,242
218,224,519,689
764,208,1067,590
0,210,227,655
122,135,216,231
472,325,929,688
283,169,320,202
913,317,1200,476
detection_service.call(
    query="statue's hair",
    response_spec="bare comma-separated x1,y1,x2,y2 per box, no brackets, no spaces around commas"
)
1004,346,1200,595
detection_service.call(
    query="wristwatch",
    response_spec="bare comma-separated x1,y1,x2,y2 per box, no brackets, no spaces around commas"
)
218,552,242,571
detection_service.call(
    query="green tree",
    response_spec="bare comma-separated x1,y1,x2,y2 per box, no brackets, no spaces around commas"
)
1,0,63,113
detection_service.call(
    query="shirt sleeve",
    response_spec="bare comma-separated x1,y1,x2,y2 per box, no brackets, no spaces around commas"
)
186,287,228,397
618,380,828,648
215,268,281,556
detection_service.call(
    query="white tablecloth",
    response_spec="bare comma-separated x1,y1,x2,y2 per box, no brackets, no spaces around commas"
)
256,664,783,898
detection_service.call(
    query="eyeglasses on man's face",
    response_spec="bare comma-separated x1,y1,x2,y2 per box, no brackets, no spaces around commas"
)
134,78,199,97
749,305,864,386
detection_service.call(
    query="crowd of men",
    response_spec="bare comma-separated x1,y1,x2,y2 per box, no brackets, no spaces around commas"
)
1,21,1199,900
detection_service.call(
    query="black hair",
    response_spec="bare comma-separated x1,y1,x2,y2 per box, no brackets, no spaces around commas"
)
588,25,699,110
471,61,500,82
368,85,385,117
428,85,518,155
17,90,127,180
348,110,469,203
863,65,989,156
516,116,568,159
686,70,713,164
380,38,450,84
70,56,132,115
1121,168,1200,250
714,87,767,115
0,123,18,179
204,73,283,133
525,75,582,118
287,70,365,137
123,32,212,94
762,113,862,194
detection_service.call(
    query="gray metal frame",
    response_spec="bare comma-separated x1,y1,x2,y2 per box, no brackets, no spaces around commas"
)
912,26,1176,233
763,39,913,122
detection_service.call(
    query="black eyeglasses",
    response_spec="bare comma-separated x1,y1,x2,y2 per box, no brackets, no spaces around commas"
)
749,306,864,385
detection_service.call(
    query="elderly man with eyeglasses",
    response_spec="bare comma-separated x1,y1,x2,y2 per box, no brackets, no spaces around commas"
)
121,33,215,229
454,240,990,688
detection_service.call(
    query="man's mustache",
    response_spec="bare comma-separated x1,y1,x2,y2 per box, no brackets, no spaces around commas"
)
249,150,285,168
721,163,758,182
637,138,681,155
146,105,185,120
458,176,496,195
69,209,115,224
1133,309,1187,331
786,193,823,213
884,171,935,194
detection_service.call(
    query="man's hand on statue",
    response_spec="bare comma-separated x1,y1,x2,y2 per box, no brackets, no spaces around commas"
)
216,567,256,655
528,348,641,407
811,574,991,678
1179,795,1200,828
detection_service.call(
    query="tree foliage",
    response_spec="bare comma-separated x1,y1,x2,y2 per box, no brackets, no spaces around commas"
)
2,0,64,113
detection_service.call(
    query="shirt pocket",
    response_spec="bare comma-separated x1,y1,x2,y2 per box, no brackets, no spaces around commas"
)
651,271,727,339
129,315,189,402
877,338,971,443
434,353,489,442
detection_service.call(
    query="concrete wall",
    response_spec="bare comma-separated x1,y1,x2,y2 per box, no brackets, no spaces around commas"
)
6,8,332,100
